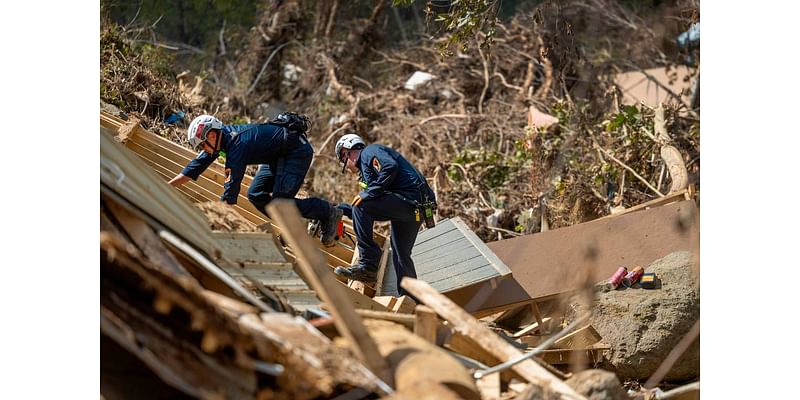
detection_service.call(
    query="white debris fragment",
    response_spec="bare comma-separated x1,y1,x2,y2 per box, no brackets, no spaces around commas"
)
404,71,436,91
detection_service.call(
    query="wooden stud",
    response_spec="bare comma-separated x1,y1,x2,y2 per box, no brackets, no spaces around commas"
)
531,302,547,335
512,317,552,338
414,305,438,343
374,233,392,295
355,309,415,329
266,200,392,384
401,278,587,400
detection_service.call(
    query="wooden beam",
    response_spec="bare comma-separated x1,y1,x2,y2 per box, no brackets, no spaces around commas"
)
335,282,389,311
445,331,522,383
531,302,547,335
536,344,610,366
603,188,688,219
355,309,415,329
513,317,553,338
401,278,587,400
553,325,602,350
375,233,392,295
266,200,392,384
363,319,479,400
414,305,438,343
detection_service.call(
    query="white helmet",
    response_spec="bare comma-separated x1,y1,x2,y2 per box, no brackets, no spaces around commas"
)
187,115,223,150
335,133,366,162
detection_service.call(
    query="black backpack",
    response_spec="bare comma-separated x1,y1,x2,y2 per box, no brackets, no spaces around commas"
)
269,112,311,136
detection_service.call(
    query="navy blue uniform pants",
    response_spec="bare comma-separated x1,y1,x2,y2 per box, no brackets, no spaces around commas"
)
343,194,422,297
247,141,330,221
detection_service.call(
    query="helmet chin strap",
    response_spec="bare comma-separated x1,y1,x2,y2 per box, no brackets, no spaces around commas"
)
205,130,222,153
340,149,350,173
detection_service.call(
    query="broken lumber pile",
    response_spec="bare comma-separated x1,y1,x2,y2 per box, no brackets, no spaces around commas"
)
100,231,386,399
100,114,699,399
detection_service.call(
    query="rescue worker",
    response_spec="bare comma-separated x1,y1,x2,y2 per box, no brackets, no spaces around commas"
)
168,113,342,246
333,133,436,296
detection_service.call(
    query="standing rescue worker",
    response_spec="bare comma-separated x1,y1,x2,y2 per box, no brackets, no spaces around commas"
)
168,113,343,246
333,133,436,296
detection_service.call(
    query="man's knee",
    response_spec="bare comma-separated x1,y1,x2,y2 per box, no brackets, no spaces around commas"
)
247,189,271,204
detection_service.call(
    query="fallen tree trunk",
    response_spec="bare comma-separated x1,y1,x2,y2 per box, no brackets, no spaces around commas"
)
654,105,689,193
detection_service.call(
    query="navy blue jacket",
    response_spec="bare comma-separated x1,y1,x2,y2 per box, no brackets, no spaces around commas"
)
356,144,435,205
181,123,286,204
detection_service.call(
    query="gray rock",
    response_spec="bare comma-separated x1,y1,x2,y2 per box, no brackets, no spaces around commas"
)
565,369,628,400
570,251,699,381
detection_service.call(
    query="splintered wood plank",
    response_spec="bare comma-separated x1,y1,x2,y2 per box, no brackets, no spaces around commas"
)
401,278,587,400
553,325,602,350
513,317,553,338
266,200,392,384
103,197,191,278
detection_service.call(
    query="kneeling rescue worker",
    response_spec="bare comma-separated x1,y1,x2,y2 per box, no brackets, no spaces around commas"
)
168,113,343,246
333,133,437,296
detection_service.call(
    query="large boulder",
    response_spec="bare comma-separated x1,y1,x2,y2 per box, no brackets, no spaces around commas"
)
565,370,628,400
570,251,699,382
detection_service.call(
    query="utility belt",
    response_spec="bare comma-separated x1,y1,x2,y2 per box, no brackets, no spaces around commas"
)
386,188,437,229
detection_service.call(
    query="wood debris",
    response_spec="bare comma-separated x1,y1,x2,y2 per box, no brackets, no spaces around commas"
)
100,114,699,399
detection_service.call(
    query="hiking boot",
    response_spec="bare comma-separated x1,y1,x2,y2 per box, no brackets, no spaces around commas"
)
320,206,343,247
334,265,378,284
